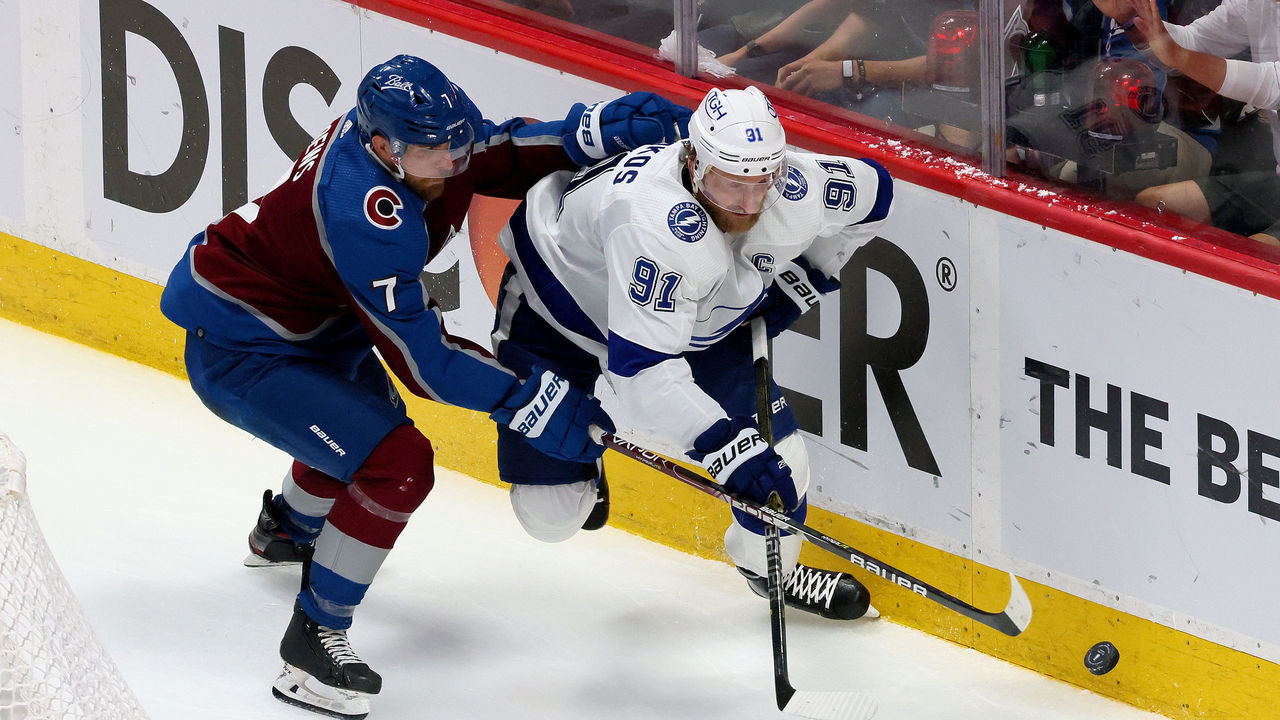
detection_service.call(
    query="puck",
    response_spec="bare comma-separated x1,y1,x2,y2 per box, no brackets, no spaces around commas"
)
1083,641,1120,675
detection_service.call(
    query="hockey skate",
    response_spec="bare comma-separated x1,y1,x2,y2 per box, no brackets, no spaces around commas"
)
273,602,381,720
580,468,609,531
741,564,877,621
246,489,315,567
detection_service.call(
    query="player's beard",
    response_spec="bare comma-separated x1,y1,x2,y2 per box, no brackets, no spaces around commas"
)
698,192,763,235
404,175,447,203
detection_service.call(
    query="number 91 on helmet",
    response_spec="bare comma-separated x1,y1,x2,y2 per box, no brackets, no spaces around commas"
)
356,54,477,179
686,86,788,216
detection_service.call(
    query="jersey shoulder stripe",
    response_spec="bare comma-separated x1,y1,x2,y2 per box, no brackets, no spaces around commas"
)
509,202,606,344
858,158,894,225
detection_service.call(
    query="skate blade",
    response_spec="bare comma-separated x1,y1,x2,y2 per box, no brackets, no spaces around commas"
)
272,664,372,720
244,553,304,568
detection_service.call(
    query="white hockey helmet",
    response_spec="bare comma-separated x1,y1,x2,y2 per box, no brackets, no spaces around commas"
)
687,86,788,214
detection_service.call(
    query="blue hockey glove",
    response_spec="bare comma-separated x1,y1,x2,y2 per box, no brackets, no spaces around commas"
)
752,258,841,338
689,417,799,533
491,367,615,463
563,91,693,165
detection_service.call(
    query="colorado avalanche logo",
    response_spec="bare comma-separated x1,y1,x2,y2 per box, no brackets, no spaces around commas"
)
364,186,404,230
783,166,808,201
667,202,708,243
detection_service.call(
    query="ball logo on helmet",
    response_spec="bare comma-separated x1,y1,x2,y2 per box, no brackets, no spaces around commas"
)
364,186,404,230
381,74,414,92
667,202,709,243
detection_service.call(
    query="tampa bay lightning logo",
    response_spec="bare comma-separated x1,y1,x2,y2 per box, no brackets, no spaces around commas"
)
783,166,808,201
667,202,708,243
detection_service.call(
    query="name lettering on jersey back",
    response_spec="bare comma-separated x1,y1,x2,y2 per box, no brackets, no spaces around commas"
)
364,186,404,230
293,131,329,181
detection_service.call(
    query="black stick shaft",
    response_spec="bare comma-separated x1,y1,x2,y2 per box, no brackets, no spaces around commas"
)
751,319,794,709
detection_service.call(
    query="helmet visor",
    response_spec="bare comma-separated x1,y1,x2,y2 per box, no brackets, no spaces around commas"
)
699,164,786,215
390,128,474,178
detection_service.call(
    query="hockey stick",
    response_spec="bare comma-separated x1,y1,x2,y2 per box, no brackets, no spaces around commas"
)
589,369,1033,637
596,428,1033,637
751,318,879,720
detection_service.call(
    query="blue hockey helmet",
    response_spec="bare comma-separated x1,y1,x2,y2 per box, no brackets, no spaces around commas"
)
356,54,476,178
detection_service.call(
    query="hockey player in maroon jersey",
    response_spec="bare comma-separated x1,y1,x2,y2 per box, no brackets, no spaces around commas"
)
160,54,690,718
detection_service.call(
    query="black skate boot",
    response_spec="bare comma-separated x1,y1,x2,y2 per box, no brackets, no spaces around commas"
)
273,603,382,719
741,564,874,620
580,466,609,531
246,489,315,567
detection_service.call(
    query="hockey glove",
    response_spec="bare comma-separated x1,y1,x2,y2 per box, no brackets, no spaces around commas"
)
752,258,841,338
563,91,693,165
690,417,800,533
491,367,615,463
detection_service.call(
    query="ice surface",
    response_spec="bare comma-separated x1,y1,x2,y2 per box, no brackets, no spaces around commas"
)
0,319,1164,720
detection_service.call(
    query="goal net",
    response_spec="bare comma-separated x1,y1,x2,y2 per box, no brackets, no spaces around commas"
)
0,432,149,719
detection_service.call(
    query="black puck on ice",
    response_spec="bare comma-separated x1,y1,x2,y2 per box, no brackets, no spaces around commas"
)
1083,641,1120,675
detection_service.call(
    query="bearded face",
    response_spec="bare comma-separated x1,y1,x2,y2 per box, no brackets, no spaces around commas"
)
698,191,765,235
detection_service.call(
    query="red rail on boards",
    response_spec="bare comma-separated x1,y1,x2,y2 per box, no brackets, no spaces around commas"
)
350,0,1280,298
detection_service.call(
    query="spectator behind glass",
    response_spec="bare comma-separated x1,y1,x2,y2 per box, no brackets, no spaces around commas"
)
697,0,809,41
1005,0,1218,199
701,0,967,125
1075,0,1214,198
929,0,1075,150
1123,0,1280,247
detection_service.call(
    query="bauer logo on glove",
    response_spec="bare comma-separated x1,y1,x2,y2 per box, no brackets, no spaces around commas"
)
777,268,818,309
578,103,600,151
691,418,798,514
561,91,693,166
704,427,774,483
491,366,613,463
511,371,567,438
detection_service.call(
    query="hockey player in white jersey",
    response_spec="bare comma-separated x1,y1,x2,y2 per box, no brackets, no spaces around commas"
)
490,85,893,619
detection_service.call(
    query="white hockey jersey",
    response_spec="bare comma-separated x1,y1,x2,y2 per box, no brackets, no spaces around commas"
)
499,141,892,454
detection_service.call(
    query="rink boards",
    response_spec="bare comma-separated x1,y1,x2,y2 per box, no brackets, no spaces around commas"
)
3,0,1280,717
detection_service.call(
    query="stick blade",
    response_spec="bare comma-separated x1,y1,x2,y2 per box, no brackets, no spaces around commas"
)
783,690,878,720
1003,572,1033,635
